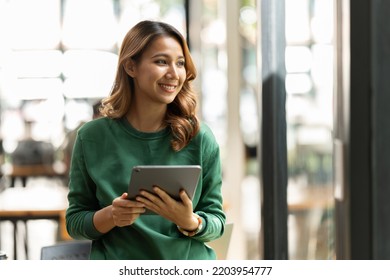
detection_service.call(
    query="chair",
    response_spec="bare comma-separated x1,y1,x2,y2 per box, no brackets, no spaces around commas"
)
40,240,92,260
206,223,234,260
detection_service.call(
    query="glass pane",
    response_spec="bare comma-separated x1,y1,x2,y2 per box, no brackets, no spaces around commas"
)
286,0,335,260
12,78,63,100
0,0,190,260
64,99,94,130
311,0,333,44
311,45,333,88
199,0,227,146
63,77,113,99
118,0,186,47
1,110,26,143
63,0,117,49
286,73,312,95
63,50,117,79
62,50,117,98
22,97,65,142
7,0,61,49
285,46,312,73
9,50,63,78
285,0,311,44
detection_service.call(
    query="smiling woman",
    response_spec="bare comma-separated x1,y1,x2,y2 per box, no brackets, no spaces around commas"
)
124,36,188,124
101,20,198,150
65,20,226,260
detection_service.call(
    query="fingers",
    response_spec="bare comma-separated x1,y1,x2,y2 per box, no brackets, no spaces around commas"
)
136,187,194,225
112,193,146,227
141,186,187,203
135,190,161,213
140,186,167,201
151,186,170,200
179,189,192,206
136,186,172,212
112,212,142,227
113,193,145,208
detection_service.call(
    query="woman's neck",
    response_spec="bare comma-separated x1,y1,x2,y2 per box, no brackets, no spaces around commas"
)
126,105,167,132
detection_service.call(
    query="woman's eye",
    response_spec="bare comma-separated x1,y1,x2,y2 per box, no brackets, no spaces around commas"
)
156,59,167,65
177,60,185,67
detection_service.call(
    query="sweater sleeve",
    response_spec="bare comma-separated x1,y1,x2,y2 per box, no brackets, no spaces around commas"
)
191,127,226,243
65,129,104,240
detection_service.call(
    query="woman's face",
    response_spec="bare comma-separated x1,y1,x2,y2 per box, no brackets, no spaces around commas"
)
129,35,186,107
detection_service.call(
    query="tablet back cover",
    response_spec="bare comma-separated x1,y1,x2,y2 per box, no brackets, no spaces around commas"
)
127,165,201,214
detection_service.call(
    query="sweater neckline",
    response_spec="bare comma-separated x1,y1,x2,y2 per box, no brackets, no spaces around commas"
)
119,117,170,139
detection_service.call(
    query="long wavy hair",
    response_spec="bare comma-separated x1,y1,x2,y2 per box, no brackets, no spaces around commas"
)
100,20,200,151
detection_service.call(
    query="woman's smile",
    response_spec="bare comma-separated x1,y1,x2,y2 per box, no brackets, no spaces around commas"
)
158,82,178,93
129,36,186,106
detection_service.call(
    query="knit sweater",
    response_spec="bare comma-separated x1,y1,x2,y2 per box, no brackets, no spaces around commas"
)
65,117,226,259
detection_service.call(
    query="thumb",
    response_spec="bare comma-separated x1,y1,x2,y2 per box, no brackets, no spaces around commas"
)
121,192,128,199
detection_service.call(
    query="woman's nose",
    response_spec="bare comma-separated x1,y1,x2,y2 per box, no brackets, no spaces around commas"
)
166,64,179,79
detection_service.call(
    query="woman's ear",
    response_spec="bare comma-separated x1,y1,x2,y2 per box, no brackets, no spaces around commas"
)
124,59,136,77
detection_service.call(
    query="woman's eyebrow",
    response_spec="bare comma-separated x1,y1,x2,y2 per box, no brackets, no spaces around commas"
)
151,53,185,59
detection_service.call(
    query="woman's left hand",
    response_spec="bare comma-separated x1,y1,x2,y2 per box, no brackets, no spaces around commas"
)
136,186,199,231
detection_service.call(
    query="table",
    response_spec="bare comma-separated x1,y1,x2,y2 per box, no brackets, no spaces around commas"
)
0,209,68,259
288,186,334,259
7,164,66,187
0,183,70,259
288,186,333,211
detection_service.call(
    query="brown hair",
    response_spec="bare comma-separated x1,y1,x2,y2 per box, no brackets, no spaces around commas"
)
100,20,199,151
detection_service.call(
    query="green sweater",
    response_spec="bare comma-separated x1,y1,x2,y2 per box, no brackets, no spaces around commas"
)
66,117,226,260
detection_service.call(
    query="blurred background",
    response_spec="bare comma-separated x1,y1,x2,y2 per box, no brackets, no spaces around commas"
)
0,0,389,261
0,0,338,260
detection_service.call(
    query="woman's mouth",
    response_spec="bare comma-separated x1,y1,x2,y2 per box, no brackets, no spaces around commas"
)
159,83,177,92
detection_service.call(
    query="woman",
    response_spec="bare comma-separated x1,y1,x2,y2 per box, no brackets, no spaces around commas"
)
66,20,226,260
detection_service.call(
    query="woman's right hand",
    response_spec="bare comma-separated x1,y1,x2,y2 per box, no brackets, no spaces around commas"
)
112,193,146,227
93,192,145,234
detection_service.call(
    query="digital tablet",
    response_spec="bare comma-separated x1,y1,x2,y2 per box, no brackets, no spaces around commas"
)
127,165,202,214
